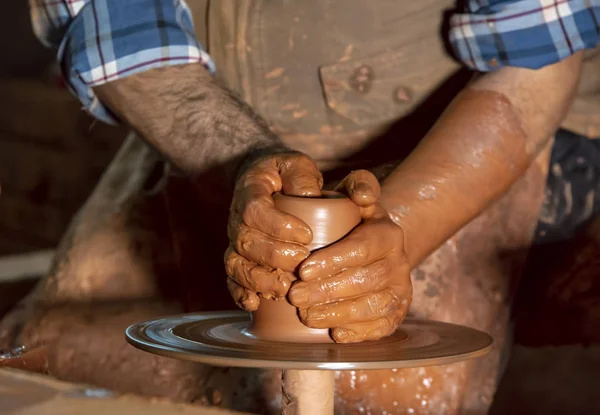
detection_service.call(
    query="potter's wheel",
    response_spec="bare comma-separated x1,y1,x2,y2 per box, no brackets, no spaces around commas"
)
126,311,493,370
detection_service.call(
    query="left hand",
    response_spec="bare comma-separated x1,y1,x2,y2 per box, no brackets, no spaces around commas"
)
288,170,412,343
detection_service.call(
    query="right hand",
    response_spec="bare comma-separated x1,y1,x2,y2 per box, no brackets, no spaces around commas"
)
225,151,323,311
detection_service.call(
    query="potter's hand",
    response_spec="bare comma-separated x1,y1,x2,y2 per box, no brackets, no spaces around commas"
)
225,151,323,311
289,170,412,343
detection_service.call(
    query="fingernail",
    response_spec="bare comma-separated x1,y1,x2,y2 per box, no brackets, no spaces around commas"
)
299,261,320,280
299,267,314,281
293,226,313,245
289,286,310,307
334,328,355,342
297,183,321,197
353,182,377,205
353,180,370,194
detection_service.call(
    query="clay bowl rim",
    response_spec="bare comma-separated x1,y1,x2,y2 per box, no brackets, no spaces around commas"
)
272,190,353,205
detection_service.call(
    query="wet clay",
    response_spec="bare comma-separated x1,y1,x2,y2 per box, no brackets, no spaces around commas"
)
247,191,361,343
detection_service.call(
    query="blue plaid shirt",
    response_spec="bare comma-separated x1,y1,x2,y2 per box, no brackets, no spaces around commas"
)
30,0,214,124
30,0,600,124
450,0,600,71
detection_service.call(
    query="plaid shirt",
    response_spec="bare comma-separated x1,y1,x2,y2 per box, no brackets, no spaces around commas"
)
30,0,599,124
449,0,600,71
29,0,214,124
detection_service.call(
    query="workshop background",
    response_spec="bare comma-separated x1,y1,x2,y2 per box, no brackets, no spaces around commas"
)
0,2,598,414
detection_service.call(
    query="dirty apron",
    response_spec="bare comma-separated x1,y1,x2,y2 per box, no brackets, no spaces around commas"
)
190,0,464,171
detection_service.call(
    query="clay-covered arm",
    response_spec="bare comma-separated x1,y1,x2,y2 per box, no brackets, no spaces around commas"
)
94,64,288,188
381,52,584,268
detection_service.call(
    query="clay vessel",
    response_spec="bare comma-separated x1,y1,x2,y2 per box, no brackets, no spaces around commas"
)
247,191,361,343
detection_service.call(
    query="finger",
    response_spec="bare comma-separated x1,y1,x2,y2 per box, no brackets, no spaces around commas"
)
227,277,260,311
234,154,321,243
332,306,408,343
278,155,323,197
334,169,380,208
289,258,393,308
299,219,396,281
232,223,310,272
225,246,295,299
237,186,313,244
300,287,409,329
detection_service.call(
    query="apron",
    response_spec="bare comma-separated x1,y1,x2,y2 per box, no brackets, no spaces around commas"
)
180,1,553,413
189,0,462,168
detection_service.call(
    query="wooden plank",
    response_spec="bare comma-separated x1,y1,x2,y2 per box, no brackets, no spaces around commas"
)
0,250,54,282
0,368,255,415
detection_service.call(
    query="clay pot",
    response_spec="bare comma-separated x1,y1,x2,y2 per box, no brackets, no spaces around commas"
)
247,191,361,343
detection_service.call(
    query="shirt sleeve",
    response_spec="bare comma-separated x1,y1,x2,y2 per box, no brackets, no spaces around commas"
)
448,0,600,72
29,0,215,124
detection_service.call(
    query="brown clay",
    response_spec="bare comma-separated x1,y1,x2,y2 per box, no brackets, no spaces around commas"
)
272,191,362,251
246,191,361,343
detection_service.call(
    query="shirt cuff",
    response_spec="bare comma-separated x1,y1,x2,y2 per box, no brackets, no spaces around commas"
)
449,0,600,72
58,0,215,124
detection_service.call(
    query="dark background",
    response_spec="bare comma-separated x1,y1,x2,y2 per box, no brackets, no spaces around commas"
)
0,2,126,255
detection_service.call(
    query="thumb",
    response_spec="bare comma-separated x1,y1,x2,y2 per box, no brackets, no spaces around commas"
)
335,169,381,209
279,155,323,197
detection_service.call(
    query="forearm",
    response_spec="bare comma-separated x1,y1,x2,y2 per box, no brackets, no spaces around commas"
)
381,52,584,268
94,64,288,186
